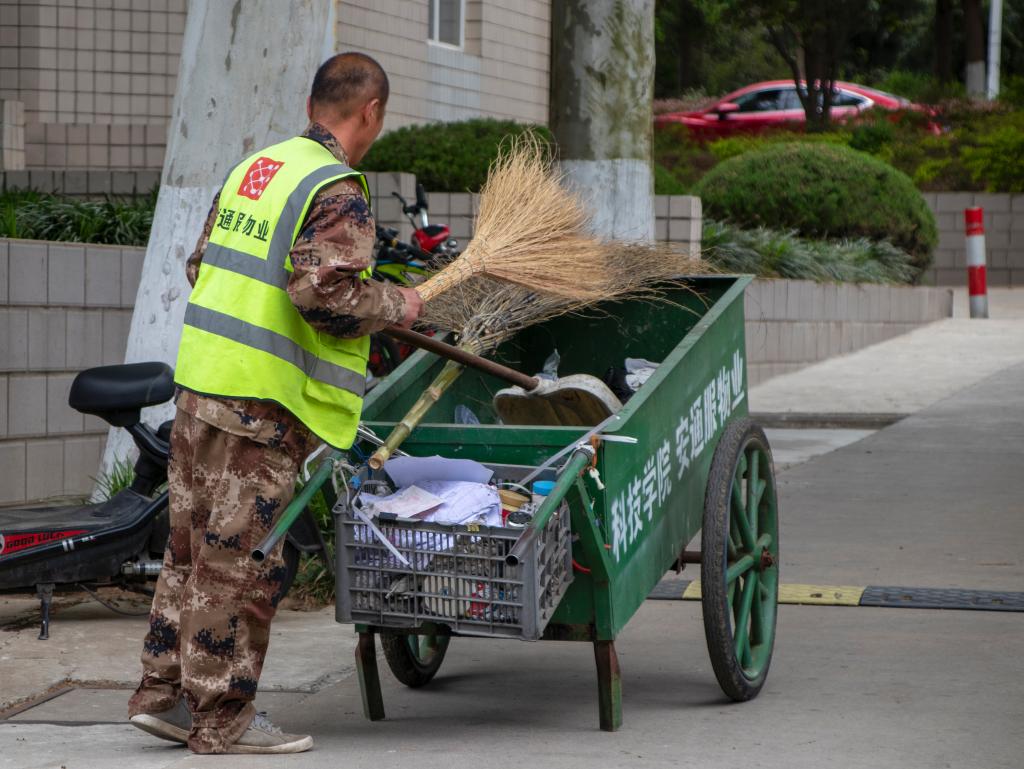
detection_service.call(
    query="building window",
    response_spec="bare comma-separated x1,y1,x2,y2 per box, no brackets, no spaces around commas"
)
429,0,464,48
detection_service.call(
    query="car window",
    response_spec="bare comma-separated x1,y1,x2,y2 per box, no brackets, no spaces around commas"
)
779,88,803,109
832,90,868,107
734,89,787,112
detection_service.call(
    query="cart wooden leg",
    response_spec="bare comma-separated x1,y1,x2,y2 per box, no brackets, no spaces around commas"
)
593,639,622,732
356,631,385,721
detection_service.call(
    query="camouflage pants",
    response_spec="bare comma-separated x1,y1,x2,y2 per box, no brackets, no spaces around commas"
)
128,406,309,753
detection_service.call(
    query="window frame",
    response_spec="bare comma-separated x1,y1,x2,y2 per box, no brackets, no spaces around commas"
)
832,89,871,108
734,88,787,113
428,0,466,50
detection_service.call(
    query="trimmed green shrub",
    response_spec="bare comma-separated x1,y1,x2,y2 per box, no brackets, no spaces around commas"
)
693,142,937,277
654,163,688,194
360,118,552,192
707,130,847,162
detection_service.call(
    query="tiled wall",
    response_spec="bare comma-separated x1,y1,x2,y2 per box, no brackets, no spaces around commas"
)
336,0,550,129
1,98,24,169
3,0,549,173
0,0,186,170
923,193,1024,287
744,280,954,387
1,166,161,194
0,237,142,504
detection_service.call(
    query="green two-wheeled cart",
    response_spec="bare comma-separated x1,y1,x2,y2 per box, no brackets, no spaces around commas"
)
294,275,779,730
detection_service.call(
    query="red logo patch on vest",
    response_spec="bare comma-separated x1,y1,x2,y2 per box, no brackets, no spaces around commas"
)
237,156,284,200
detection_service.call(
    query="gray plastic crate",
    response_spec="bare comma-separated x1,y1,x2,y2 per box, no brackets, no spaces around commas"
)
335,501,572,640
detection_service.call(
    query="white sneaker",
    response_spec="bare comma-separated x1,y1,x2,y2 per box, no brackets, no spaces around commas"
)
224,712,313,755
129,699,191,744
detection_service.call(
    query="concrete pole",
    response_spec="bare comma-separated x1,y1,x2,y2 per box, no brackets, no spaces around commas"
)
549,0,655,242
99,0,331,480
987,0,1003,100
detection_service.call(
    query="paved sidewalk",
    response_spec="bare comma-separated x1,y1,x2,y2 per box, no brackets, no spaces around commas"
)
0,599,352,714
751,317,1024,416
751,287,1024,417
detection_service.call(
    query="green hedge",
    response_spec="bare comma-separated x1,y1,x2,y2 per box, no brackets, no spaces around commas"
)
693,142,937,277
360,118,552,192
1,188,155,245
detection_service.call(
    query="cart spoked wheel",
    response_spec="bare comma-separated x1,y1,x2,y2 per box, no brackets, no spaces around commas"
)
701,417,779,701
381,629,451,688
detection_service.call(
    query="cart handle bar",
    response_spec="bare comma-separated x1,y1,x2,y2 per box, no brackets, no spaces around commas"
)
506,446,594,567
251,426,406,563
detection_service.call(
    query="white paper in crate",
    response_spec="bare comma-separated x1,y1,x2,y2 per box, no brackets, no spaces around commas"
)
354,456,502,570
382,455,493,487
358,481,502,527
358,485,442,519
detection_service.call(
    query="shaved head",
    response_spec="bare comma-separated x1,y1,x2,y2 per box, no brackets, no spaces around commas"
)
309,52,389,121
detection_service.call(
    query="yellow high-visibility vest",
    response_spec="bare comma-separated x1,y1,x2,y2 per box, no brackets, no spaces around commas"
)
175,135,373,449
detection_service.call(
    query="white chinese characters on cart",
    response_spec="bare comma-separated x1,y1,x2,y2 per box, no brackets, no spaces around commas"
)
610,349,745,563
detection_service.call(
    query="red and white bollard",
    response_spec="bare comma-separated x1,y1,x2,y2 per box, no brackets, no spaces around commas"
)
964,207,989,319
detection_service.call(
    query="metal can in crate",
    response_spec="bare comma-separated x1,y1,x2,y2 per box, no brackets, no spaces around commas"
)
335,500,573,640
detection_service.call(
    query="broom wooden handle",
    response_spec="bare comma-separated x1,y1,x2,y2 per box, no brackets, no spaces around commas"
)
383,326,540,391
368,359,465,470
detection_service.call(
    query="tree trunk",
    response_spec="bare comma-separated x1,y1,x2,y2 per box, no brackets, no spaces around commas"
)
768,22,837,133
963,0,986,96
934,0,954,82
549,0,655,241
98,0,331,482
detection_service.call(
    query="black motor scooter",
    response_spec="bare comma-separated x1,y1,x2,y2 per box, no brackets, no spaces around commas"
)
0,361,329,640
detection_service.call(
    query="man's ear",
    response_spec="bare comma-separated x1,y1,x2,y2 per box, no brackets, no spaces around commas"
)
364,98,381,125
306,96,313,121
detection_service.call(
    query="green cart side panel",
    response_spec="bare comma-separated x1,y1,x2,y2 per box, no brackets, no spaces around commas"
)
551,277,751,637
357,276,752,640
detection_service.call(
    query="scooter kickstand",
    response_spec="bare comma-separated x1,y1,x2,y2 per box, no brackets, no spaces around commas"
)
36,583,55,640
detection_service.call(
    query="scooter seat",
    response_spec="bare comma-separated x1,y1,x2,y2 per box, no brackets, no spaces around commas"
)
69,362,175,426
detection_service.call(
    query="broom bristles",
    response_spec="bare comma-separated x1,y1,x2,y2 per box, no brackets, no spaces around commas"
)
415,133,616,303
421,241,709,354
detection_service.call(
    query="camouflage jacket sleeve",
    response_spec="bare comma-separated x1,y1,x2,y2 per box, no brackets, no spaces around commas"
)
185,193,219,288
287,178,407,338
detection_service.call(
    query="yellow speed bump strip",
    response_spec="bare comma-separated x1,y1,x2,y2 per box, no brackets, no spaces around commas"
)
682,581,865,606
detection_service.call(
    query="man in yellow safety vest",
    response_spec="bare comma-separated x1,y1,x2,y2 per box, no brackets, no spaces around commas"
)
127,52,421,755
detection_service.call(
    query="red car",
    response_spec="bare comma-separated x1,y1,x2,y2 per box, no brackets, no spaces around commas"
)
655,80,917,141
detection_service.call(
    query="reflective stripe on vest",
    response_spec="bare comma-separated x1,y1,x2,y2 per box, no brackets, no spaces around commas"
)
183,304,367,396
174,136,372,449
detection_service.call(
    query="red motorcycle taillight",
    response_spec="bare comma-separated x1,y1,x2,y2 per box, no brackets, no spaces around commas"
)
413,225,451,253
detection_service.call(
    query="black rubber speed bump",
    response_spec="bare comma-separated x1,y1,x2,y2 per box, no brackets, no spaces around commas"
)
859,586,1024,612
647,580,1024,612
648,579,691,600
